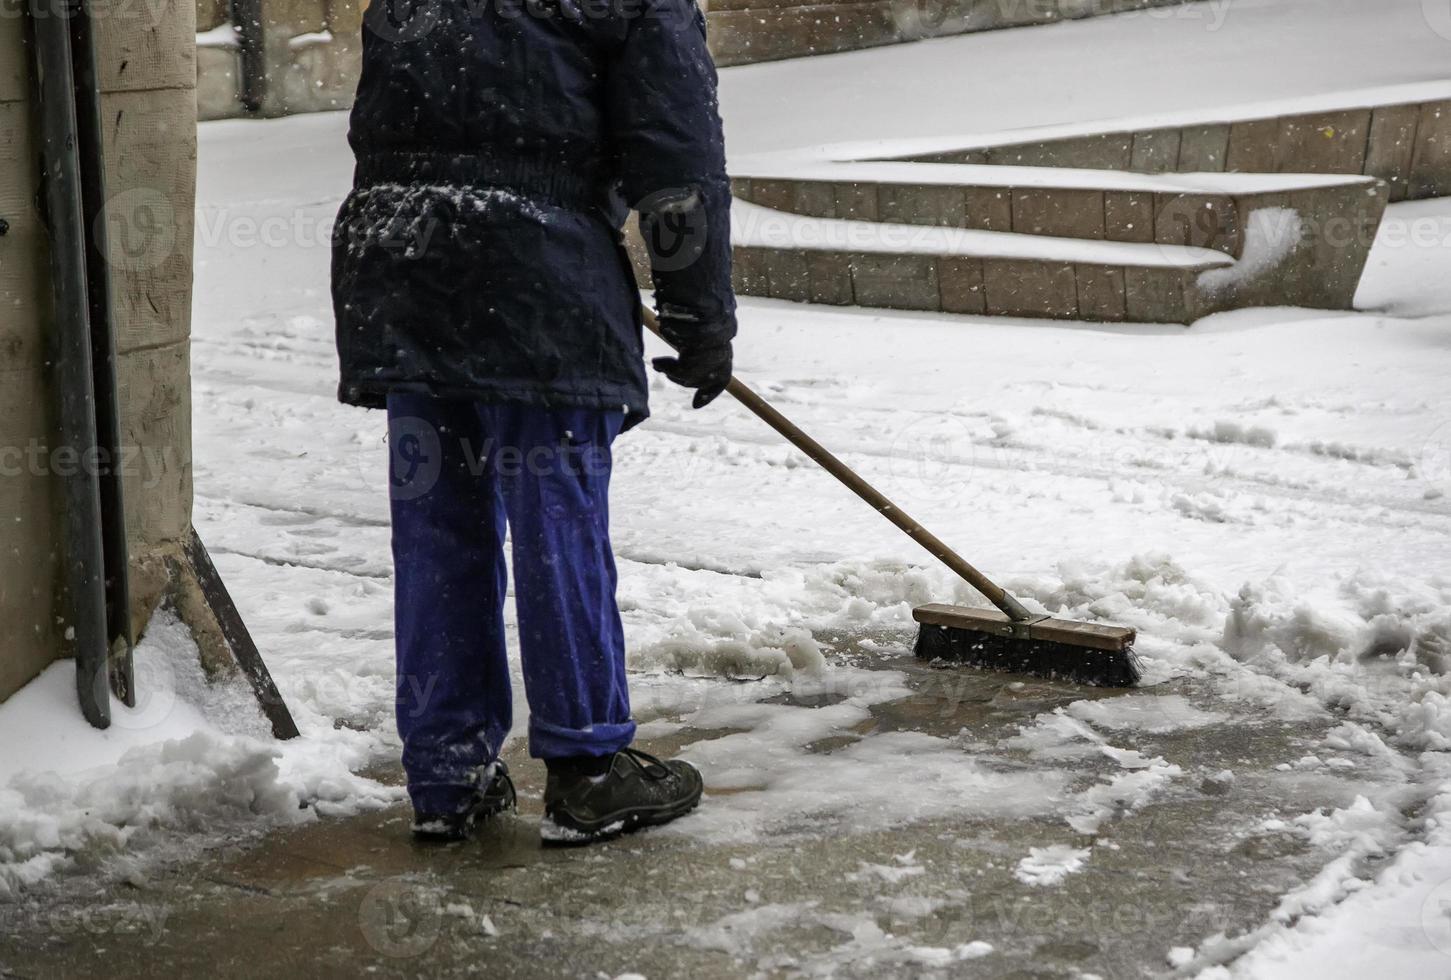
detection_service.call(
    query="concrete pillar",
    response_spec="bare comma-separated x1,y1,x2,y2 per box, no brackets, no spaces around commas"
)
0,0,198,703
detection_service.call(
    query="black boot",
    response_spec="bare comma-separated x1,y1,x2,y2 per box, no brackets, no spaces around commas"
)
541,748,703,846
411,761,517,843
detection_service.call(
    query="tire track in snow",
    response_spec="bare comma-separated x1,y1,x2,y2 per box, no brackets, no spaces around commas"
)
635,420,1451,533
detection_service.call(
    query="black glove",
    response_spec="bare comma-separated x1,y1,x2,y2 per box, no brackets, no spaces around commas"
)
652,340,732,409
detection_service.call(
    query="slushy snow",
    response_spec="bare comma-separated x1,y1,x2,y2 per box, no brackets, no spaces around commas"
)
5,2,1451,976
0,611,400,898
1014,845,1092,887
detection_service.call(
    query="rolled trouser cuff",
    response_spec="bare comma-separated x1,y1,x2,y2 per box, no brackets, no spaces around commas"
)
529,716,636,760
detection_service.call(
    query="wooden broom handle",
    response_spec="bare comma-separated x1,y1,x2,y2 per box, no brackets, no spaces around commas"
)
642,307,1036,623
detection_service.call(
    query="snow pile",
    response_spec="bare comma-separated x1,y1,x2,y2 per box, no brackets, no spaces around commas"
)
625,551,1235,691
849,851,927,885
0,611,401,898
631,618,827,679
1223,573,1451,748
1009,553,1228,649
1014,845,1091,887
1188,420,1279,449
0,733,303,899
1067,759,1184,836
621,556,966,681
1198,208,1303,294
1290,794,1400,852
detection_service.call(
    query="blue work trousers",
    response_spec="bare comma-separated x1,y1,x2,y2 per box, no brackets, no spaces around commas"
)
387,393,635,814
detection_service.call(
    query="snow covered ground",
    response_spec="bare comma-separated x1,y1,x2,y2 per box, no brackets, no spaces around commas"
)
4,1,1451,974
718,0,1451,158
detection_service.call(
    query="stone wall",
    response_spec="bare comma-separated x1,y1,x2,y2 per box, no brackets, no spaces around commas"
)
197,0,362,119
707,0,1195,67
0,1,197,702
901,99,1451,203
194,0,1198,118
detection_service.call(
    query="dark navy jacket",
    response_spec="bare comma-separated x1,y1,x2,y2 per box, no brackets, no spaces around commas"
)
332,0,736,427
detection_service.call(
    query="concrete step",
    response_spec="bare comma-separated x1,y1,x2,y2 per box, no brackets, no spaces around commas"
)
720,161,1389,320
628,95,1434,324
724,201,1233,324
731,161,1384,255
870,91,1451,203
628,172,1386,324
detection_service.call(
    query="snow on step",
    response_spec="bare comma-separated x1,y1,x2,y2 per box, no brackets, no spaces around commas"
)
803,79,1451,168
730,200,1232,270
718,0,1451,159
731,157,1375,197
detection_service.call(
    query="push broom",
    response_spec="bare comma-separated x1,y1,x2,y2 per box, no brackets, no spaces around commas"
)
643,309,1141,687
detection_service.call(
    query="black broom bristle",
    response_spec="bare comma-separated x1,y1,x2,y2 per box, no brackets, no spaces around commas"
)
914,622,1142,688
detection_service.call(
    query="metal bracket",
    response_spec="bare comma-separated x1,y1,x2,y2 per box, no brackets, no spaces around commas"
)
1008,614,1050,640
184,529,300,740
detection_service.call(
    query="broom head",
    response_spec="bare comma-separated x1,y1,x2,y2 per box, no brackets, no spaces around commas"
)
913,603,1141,688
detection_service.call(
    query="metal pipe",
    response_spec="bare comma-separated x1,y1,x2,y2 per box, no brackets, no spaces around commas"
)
229,0,267,113
29,0,111,728
69,0,135,706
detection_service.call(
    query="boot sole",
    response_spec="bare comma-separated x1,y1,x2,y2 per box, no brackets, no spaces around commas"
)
411,783,519,844
540,792,702,848
411,803,513,843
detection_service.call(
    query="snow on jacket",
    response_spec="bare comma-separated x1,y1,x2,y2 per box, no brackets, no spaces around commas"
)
331,0,736,427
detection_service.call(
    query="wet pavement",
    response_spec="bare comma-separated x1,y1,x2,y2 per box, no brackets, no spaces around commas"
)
0,648,1382,979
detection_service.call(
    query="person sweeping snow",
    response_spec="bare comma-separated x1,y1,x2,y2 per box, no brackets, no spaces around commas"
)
331,0,736,843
